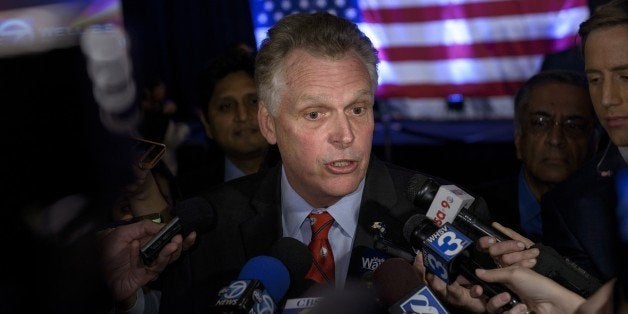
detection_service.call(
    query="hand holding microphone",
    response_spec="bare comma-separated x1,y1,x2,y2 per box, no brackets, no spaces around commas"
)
473,266,585,313
407,174,602,298
403,214,522,312
475,222,539,269
99,219,196,310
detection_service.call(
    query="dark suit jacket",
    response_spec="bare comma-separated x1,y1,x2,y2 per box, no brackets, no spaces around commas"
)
471,174,522,235
175,144,226,199
158,156,490,313
541,145,626,281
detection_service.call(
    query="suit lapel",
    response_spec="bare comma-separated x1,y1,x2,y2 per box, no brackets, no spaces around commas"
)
239,165,283,258
355,157,403,248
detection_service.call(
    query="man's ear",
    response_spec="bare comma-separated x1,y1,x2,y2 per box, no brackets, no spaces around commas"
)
515,133,522,160
258,102,277,145
199,109,214,140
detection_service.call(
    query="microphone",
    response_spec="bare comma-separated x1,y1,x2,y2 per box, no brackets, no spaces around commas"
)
80,24,139,136
214,237,312,313
267,237,314,299
212,255,289,313
283,246,392,313
406,174,508,241
406,175,603,297
348,245,394,282
139,196,214,265
373,258,449,313
403,214,521,310
531,244,602,298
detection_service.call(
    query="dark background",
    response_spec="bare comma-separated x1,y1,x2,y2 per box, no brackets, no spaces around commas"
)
2,0,611,190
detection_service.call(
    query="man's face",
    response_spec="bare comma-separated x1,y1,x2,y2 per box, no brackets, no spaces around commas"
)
584,25,628,146
202,71,268,159
258,49,375,208
516,82,594,185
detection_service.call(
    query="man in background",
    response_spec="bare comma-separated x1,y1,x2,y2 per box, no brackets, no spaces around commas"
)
541,0,628,282
175,49,272,198
474,70,598,242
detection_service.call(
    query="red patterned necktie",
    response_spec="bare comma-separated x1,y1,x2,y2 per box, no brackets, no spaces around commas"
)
305,211,335,284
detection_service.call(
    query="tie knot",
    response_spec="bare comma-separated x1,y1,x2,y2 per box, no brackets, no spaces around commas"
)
308,211,334,238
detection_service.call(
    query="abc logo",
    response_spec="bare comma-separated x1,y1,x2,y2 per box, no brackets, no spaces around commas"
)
220,280,248,299
252,290,275,314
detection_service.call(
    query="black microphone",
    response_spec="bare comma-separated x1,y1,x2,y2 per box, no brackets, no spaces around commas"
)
373,258,449,313
403,214,521,311
406,175,603,297
283,246,392,313
213,237,312,313
348,245,395,282
532,244,601,298
267,237,313,300
406,174,508,241
139,196,214,265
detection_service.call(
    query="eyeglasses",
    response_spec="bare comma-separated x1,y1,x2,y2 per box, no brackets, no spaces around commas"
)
526,115,593,137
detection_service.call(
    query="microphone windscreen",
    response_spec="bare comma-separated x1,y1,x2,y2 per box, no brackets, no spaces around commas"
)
405,174,438,209
238,256,290,303
372,258,423,306
173,196,215,234
267,237,313,293
402,214,438,249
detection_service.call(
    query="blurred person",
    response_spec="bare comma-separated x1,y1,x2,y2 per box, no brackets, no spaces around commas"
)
474,70,598,242
540,0,628,282
138,78,188,174
0,46,137,313
139,78,178,143
175,50,271,198
111,12,492,313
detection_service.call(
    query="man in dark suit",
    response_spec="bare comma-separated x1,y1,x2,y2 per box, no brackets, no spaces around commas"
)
474,70,598,243
540,0,628,282
105,12,494,313
158,12,489,313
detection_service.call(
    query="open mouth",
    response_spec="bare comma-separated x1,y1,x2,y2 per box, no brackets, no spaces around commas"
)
325,159,358,174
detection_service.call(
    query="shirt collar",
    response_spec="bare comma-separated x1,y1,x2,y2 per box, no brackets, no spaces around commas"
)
224,157,246,182
281,166,364,238
619,146,628,164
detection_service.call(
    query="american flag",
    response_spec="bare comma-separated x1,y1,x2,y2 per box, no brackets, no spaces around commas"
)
249,0,589,120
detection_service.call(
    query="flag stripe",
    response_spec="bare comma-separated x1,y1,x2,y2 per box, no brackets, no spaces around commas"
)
358,7,588,47
378,36,579,61
382,95,514,120
361,0,587,23
377,81,524,98
359,0,520,10
378,55,543,85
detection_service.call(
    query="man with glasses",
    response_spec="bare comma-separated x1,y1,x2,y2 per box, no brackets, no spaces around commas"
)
474,70,598,242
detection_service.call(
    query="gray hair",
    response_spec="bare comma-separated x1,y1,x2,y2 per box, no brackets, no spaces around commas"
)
513,70,590,136
255,12,379,115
